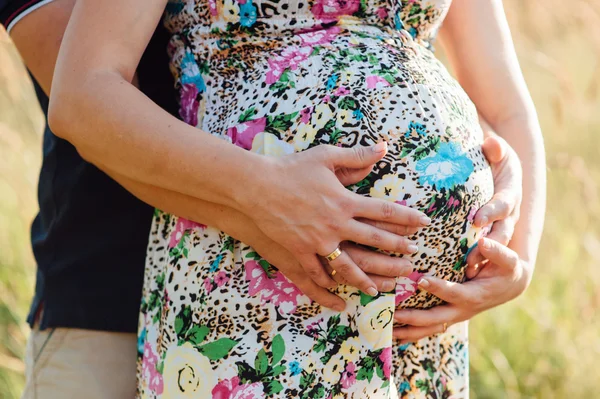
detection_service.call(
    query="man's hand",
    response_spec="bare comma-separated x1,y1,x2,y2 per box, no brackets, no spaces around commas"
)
392,237,532,343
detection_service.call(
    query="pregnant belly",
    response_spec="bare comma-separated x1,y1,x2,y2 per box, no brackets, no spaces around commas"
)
191,27,494,309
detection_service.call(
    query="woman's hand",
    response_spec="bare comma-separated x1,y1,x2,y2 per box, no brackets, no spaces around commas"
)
392,237,532,343
240,142,431,297
467,131,523,278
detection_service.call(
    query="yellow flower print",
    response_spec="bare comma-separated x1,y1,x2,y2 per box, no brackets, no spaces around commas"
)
162,343,216,399
356,298,394,350
222,0,239,23
338,336,361,361
294,123,318,151
313,103,334,129
251,132,295,157
370,173,406,202
323,353,346,384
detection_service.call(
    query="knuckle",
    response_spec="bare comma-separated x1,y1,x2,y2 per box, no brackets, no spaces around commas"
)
356,257,374,273
336,261,352,275
370,231,383,245
353,146,366,164
381,201,395,220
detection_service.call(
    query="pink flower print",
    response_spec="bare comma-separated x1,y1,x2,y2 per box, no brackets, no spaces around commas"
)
300,106,314,124
334,86,350,97
311,0,360,22
395,200,408,207
379,347,392,380
298,26,341,46
215,271,230,287
322,94,331,103
204,277,214,293
212,376,265,399
227,117,267,150
168,218,206,248
340,362,357,389
395,271,423,305
265,46,311,85
179,83,200,127
208,0,218,15
245,260,304,314
467,206,477,223
142,343,164,394
376,7,388,19
366,75,391,89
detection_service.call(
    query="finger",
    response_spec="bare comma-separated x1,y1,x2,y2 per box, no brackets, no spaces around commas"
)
474,193,514,228
353,197,431,227
481,135,506,164
477,237,520,271
325,261,397,293
327,249,379,297
299,253,337,289
327,142,387,171
394,305,460,327
393,324,448,341
415,275,480,306
344,244,413,277
336,165,374,187
345,220,420,255
291,273,346,312
357,218,420,236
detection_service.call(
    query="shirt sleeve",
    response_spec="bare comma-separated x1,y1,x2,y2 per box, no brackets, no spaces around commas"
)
1,0,55,33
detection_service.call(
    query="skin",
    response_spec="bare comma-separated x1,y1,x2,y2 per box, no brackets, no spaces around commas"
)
393,0,546,342
8,0,529,319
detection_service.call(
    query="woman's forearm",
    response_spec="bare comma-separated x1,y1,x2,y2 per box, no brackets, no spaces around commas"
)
49,69,269,212
490,113,546,269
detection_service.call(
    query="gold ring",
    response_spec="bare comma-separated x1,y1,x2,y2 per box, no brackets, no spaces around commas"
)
324,246,342,262
442,322,448,333
330,269,337,277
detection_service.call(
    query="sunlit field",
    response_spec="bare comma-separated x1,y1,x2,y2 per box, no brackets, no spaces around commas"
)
1,0,599,397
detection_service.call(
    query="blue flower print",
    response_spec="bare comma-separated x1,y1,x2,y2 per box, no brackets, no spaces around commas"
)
209,253,224,272
239,1,257,28
415,141,474,191
180,51,206,92
137,327,147,355
326,74,339,91
353,108,364,120
289,361,302,376
405,121,427,137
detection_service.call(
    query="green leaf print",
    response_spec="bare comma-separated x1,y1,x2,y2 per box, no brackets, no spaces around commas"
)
357,366,374,382
186,325,210,346
264,380,284,395
268,112,299,133
416,379,430,392
360,291,378,306
338,97,357,110
271,364,286,376
239,107,257,123
246,251,261,260
413,146,432,161
258,259,273,278
198,337,239,360
271,334,285,365
174,305,193,337
255,349,269,374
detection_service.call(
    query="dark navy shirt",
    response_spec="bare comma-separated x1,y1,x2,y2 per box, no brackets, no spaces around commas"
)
1,1,178,332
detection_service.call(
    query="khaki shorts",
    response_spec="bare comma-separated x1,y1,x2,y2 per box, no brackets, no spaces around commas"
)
21,323,137,399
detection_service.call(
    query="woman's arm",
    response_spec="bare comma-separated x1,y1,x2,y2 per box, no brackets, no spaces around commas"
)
438,0,546,271
49,0,432,296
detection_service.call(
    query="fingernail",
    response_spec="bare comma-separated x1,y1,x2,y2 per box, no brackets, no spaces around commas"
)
373,141,387,153
366,287,379,297
334,303,346,312
480,238,490,249
417,278,430,289
420,216,431,226
407,244,419,254
382,280,396,292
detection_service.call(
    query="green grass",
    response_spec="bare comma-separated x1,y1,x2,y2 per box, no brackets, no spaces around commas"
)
1,0,599,397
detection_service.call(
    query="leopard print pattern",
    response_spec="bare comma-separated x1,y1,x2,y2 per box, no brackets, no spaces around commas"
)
137,1,492,398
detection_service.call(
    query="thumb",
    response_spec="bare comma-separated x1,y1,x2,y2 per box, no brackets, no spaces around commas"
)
481,135,506,165
331,141,387,170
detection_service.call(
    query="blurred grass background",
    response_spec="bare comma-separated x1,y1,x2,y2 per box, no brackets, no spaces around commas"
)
1,0,599,397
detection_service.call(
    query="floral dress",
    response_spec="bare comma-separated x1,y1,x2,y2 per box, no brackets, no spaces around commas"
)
137,0,494,398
